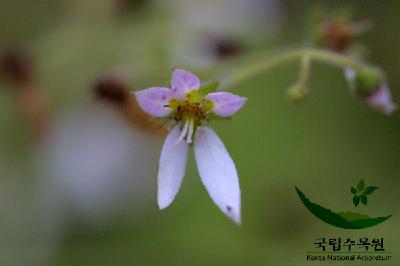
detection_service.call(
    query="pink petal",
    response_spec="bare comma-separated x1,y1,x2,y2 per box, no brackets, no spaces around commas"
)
206,92,247,117
194,127,241,225
171,68,200,98
366,84,397,114
158,124,189,209
134,87,172,117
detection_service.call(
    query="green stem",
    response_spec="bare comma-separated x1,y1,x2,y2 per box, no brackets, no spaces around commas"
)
298,54,311,86
223,48,362,87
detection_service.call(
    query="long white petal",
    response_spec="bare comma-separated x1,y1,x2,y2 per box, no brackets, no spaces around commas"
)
194,127,241,224
158,124,189,209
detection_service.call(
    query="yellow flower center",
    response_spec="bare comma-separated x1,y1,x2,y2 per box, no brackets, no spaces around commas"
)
170,90,213,123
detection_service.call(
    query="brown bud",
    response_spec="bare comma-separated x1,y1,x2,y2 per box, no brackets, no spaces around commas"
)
210,37,243,60
0,51,32,87
94,77,129,105
93,75,166,137
115,0,148,13
320,19,353,53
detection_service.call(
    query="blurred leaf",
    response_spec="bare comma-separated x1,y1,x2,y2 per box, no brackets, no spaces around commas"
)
351,186,357,194
361,194,368,205
353,195,360,207
357,179,365,191
364,186,378,195
198,81,219,96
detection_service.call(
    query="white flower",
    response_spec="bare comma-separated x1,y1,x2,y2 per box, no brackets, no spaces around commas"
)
134,68,246,224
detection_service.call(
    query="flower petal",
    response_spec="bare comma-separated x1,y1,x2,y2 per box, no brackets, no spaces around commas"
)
171,68,201,97
158,124,189,209
344,68,356,82
206,92,247,117
366,83,397,114
194,127,241,224
134,87,172,117
344,68,356,91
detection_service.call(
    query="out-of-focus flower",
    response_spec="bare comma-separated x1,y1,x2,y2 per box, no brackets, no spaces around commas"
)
312,9,372,54
167,0,284,67
40,104,160,223
0,51,50,140
316,18,354,53
345,67,397,114
310,11,396,114
134,68,246,224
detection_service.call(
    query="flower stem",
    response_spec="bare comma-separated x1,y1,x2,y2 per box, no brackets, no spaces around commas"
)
297,54,311,86
222,48,362,87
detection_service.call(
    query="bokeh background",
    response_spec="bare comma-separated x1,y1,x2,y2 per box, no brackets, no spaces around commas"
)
0,0,399,265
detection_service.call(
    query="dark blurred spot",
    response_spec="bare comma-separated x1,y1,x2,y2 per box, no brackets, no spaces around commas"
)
94,76,165,136
115,0,149,13
319,20,353,53
94,77,129,106
0,51,32,87
210,37,243,60
226,206,232,212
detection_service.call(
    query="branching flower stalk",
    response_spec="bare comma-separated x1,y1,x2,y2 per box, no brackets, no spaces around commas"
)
220,47,396,112
222,48,362,88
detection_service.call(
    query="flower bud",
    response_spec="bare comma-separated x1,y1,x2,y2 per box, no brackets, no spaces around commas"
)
318,19,353,53
287,83,309,104
344,67,397,114
354,66,383,96
365,83,397,114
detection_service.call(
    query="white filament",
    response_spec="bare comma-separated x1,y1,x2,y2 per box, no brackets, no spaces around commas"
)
186,119,194,143
176,120,189,144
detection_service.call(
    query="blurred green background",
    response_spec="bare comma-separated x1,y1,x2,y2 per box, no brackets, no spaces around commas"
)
0,0,399,265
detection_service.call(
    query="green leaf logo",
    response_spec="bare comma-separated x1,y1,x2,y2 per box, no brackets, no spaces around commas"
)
365,186,378,195
357,179,365,191
360,194,368,205
351,179,378,207
295,186,391,229
353,195,360,206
